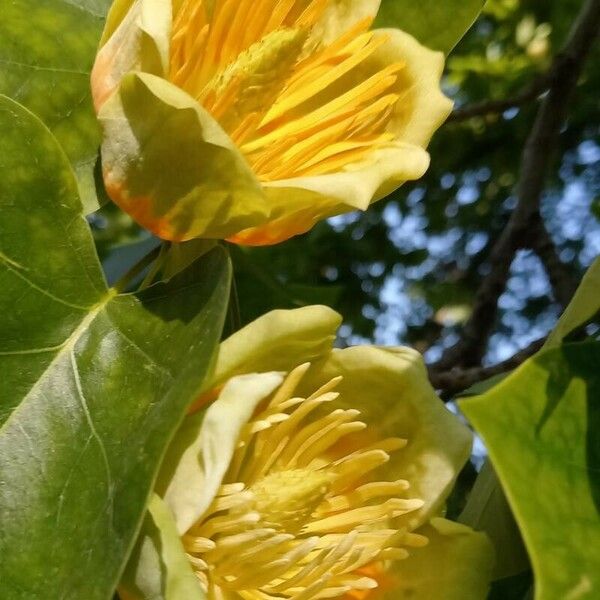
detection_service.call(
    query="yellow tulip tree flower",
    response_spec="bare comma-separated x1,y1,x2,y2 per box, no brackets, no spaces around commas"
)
92,0,452,245
120,306,493,600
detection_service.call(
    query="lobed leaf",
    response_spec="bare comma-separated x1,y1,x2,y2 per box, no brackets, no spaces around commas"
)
0,96,231,599
461,341,600,600
0,0,111,212
545,257,600,348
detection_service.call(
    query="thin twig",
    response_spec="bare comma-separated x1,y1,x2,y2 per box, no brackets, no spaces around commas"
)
526,217,579,308
432,0,600,371
429,337,546,396
447,73,552,122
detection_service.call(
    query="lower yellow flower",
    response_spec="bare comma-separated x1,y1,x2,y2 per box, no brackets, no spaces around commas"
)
182,364,427,599
120,307,494,600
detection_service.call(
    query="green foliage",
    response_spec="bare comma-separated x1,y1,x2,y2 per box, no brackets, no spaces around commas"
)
0,96,231,599
459,461,529,580
0,0,110,212
121,495,205,600
375,0,486,53
545,258,600,348
461,341,600,599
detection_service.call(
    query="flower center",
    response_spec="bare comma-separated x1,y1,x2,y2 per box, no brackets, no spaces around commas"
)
170,0,404,181
251,469,332,534
182,364,427,600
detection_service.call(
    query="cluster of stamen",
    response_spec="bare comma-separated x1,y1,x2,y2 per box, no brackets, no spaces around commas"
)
183,364,426,600
170,0,404,181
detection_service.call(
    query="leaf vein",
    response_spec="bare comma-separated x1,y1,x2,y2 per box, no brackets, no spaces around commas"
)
0,251,91,310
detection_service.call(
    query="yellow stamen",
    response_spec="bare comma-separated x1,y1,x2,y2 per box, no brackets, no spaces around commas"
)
182,365,426,599
169,0,403,181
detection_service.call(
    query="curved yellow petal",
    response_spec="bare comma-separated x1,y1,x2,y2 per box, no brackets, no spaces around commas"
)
298,346,472,530
312,0,381,44
212,305,342,387
376,28,454,146
230,142,430,245
92,0,172,110
382,518,494,599
100,0,136,45
98,72,270,241
159,372,285,535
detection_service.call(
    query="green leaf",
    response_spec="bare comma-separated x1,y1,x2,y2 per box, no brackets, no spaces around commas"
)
545,257,600,348
0,96,231,599
459,460,529,580
0,0,111,213
461,341,600,600
375,0,486,54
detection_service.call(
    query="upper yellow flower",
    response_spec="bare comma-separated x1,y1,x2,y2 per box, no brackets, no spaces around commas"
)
120,307,493,600
92,0,452,244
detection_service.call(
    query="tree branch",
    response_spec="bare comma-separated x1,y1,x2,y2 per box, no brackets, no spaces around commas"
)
447,73,552,122
431,0,600,371
526,217,579,308
429,337,546,396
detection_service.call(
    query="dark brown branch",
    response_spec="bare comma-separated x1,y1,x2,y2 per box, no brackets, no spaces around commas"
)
429,337,546,396
431,0,600,371
526,217,579,308
447,74,552,122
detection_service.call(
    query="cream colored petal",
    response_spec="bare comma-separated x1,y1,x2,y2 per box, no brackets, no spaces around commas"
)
101,0,136,45
211,305,342,387
119,495,205,600
159,373,285,535
375,28,454,146
312,0,381,44
92,0,172,110
231,143,429,245
98,72,270,241
298,346,472,530
382,518,494,599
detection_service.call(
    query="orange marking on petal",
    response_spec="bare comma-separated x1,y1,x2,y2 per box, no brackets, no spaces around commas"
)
344,563,397,600
104,175,185,242
188,386,223,415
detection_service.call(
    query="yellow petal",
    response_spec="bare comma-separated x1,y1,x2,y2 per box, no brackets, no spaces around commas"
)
92,0,172,110
229,28,451,245
98,72,270,241
311,0,381,45
212,305,342,387
381,518,494,600
298,346,472,530
158,372,285,534
230,142,429,245
376,28,454,146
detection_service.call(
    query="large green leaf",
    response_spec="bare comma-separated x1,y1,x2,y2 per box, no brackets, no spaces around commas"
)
375,0,486,54
461,341,600,600
0,96,231,599
0,0,111,212
545,257,600,348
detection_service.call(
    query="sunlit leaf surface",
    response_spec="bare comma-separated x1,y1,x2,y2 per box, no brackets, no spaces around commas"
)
0,0,111,212
0,96,231,599
545,257,600,348
375,0,486,53
461,341,600,600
